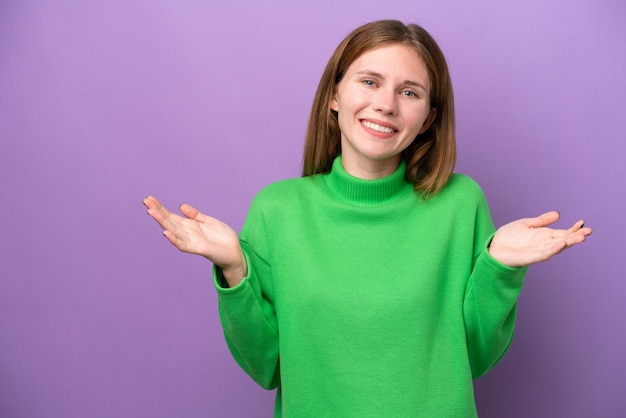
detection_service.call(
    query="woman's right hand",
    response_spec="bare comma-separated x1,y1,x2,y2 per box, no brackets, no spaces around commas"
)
143,195,247,287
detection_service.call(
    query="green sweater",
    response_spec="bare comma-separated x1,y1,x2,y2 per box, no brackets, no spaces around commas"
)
214,156,526,417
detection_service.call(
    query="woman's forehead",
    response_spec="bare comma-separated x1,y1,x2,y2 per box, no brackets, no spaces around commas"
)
345,44,430,84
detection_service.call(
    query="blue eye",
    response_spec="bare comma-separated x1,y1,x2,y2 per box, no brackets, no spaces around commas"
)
362,79,376,86
401,91,417,97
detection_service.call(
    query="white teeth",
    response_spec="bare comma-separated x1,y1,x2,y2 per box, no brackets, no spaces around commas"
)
362,120,395,133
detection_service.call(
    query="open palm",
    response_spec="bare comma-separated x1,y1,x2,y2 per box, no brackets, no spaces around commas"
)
143,195,247,285
489,211,592,268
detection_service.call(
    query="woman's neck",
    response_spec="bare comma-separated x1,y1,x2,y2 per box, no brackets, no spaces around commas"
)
340,154,402,180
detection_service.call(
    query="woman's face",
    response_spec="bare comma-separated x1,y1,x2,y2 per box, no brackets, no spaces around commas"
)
331,43,435,179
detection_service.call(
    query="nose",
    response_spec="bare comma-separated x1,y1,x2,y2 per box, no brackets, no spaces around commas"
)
374,89,398,115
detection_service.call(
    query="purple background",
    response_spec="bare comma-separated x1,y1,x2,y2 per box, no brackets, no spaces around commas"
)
1,0,624,416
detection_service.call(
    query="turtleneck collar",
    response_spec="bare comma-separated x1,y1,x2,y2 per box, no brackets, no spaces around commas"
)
323,155,414,206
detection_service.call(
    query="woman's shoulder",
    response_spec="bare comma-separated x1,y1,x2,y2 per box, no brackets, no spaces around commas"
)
259,175,318,195
447,173,483,190
437,173,487,201
250,175,321,207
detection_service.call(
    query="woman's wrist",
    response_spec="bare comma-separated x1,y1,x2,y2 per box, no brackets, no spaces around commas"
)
221,258,248,288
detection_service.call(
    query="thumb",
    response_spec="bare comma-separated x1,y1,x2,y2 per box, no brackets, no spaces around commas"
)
527,211,560,228
179,203,207,222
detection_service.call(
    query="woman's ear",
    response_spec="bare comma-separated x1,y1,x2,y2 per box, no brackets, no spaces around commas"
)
330,91,339,112
418,108,437,134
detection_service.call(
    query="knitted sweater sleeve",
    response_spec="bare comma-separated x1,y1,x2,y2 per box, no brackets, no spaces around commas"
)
213,194,280,390
463,188,527,379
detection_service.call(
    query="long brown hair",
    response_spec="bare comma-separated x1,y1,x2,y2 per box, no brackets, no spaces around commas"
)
302,20,456,197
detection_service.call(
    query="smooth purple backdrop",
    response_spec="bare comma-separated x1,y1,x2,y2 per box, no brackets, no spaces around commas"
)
1,0,624,417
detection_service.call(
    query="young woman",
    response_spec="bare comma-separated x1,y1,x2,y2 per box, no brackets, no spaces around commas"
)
144,20,591,417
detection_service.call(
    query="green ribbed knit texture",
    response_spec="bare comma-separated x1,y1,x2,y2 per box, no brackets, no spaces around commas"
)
215,156,526,417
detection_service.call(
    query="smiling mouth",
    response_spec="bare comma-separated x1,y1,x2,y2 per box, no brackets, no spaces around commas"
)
361,120,396,134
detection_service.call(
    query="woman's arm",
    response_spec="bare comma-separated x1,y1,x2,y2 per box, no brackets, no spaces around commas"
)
464,209,592,378
143,195,280,388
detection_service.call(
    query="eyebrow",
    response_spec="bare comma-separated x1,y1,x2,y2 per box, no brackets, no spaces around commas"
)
355,70,428,91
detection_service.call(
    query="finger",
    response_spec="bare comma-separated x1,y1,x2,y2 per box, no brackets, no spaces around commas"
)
567,220,585,233
565,221,592,240
526,240,568,266
148,200,174,220
551,240,568,256
551,225,591,254
566,230,591,246
179,203,200,220
180,203,213,224
142,195,161,209
143,196,175,221
146,200,183,231
162,230,188,252
570,220,593,236
527,211,560,228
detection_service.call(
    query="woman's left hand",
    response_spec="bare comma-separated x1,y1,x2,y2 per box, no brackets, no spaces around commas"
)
488,211,592,268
